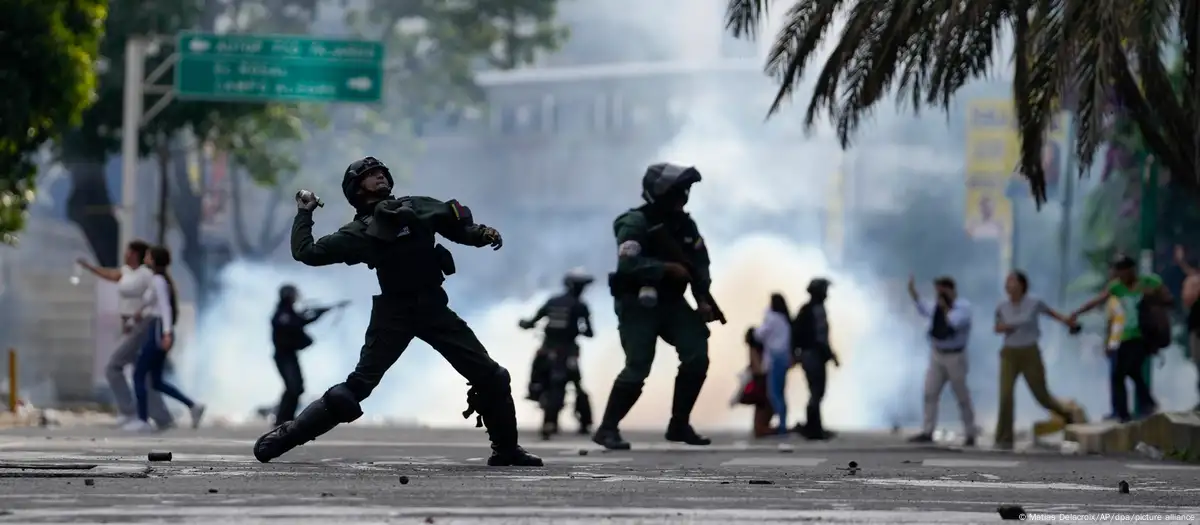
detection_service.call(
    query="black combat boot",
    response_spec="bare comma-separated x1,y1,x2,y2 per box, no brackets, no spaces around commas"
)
664,372,711,446
465,384,544,467
591,384,641,450
253,398,340,463
575,390,593,435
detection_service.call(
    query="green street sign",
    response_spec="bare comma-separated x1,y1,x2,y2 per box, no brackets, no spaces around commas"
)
175,33,384,103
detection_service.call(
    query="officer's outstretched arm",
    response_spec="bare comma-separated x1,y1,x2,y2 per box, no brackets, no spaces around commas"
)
291,210,364,266
520,302,549,329
417,197,498,248
614,212,666,283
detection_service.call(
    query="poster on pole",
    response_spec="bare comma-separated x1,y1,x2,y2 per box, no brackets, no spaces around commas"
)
965,99,1068,273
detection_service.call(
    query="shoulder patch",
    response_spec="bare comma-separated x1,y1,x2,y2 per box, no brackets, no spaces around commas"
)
447,199,473,224
618,240,641,258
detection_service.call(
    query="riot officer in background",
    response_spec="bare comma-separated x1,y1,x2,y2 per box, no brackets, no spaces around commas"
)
271,284,347,425
592,162,725,451
253,156,542,467
519,268,596,440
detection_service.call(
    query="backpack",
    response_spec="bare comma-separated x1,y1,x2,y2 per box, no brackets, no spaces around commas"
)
791,304,815,361
1138,298,1171,353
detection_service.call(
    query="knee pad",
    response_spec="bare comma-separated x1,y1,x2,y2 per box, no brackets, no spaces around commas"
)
321,384,364,423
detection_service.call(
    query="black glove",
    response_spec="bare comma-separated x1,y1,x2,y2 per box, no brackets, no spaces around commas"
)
518,319,535,330
479,225,502,250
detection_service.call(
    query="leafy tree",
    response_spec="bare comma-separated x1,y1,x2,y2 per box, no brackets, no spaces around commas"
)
725,0,1199,207
218,0,569,261
0,0,107,244
60,0,310,268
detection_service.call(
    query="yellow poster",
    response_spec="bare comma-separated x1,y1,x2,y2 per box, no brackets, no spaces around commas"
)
964,187,1012,240
965,100,1068,194
965,99,1067,272
823,154,845,265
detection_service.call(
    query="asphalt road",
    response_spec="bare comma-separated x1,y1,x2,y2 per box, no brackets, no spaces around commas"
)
1,425,1198,524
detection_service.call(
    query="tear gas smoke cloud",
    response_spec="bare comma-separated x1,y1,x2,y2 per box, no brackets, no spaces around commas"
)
176,0,1197,431
178,1,931,431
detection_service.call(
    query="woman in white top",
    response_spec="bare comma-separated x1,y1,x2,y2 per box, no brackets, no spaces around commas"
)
122,246,205,432
752,293,793,436
77,241,174,428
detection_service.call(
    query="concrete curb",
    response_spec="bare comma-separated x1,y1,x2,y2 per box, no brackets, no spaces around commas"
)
1064,411,1200,458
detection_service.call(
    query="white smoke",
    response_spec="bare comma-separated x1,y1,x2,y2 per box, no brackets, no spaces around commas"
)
176,0,937,432
182,0,1185,435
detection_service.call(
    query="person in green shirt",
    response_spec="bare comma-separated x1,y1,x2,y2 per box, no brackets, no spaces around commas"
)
1069,255,1171,421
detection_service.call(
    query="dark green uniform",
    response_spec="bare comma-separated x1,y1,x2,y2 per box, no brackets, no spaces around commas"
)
254,156,541,467
593,162,718,450
611,208,711,387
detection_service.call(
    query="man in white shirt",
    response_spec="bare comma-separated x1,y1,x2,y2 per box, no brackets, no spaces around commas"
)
78,241,174,428
907,275,977,446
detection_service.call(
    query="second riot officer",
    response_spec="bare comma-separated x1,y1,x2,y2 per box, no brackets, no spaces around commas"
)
252,156,542,467
520,268,596,439
592,162,724,450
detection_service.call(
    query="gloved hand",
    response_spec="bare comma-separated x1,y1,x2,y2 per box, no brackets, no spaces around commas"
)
479,226,503,250
296,190,322,211
518,319,535,330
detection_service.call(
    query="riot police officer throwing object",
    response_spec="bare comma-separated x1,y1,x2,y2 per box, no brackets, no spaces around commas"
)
271,284,347,425
593,162,726,451
519,268,596,440
253,156,542,467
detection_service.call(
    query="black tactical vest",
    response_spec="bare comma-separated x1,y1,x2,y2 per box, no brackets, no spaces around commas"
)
542,293,584,343
363,215,446,296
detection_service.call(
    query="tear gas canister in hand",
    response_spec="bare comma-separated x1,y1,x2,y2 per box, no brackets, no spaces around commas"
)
296,190,324,208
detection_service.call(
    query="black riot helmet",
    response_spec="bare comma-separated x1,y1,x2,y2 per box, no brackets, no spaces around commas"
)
279,284,299,304
807,278,831,300
564,267,594,290
642,162,702,205
342,156,395,207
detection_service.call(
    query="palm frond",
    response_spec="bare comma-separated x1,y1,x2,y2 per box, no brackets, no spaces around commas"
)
726,0,772,39
736,0,1198,204
762,0,846,119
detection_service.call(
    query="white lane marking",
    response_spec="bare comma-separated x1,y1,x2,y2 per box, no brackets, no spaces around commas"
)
854,478,1200,492
3,495,1197,515
0,505,999,523
720,457,827,467
921,459,1021,468
1126,463,1200,471
541,456,632,464
0,437,779,453
978,473,1001,480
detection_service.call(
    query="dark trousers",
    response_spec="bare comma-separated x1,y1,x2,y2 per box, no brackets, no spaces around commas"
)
344,293,504,403
274,351,305,424
1111,338,1156,421
539,344,591,429
133,318,195,421
800,352,827,433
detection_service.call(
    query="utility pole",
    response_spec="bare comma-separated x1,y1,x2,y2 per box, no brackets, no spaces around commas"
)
118,36,179,252
1057,116,1077,307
